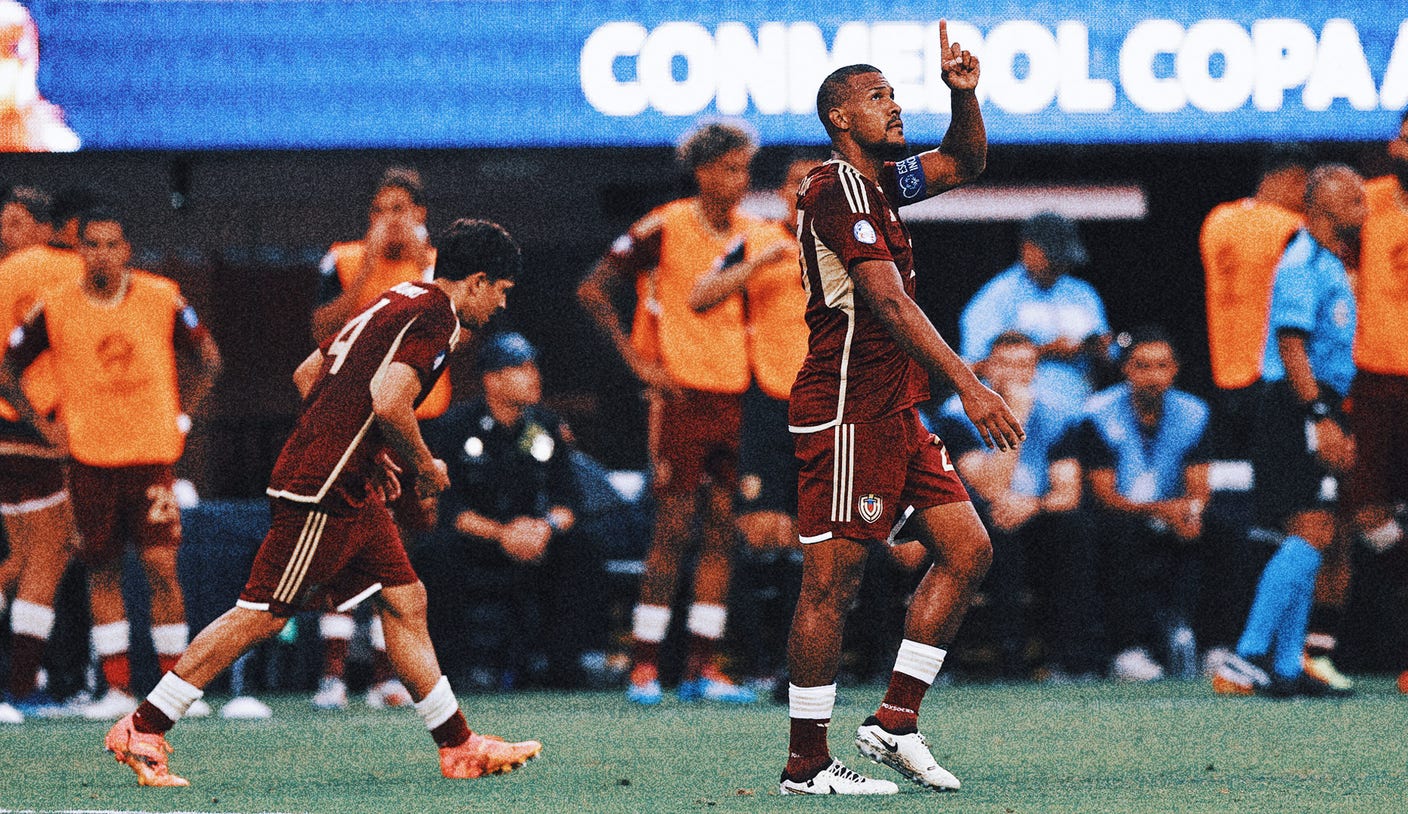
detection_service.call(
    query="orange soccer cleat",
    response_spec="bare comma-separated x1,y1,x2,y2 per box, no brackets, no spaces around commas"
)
104,713,189,787
439,733,542,779
1397,670,1408,695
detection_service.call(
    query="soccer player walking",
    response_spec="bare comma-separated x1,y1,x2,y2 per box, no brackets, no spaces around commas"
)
779,24,1024,796
94,219,540,786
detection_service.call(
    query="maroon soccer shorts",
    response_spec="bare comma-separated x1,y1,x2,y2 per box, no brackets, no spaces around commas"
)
1344,371,1408,513
794,407,969,544
70,462,180,566
0,454,67,516
238,496,419,617
648,388,743,498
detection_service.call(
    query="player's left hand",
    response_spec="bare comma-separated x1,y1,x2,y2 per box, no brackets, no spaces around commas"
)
960,383,1025,451
374,451,403,503
938,20,980,91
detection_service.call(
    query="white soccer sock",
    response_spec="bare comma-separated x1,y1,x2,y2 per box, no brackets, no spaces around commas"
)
631,604,671,643
146,671,204,722
414,675,458,731
686,603,726,640
151,623,189,657
91,620,130,657
319,613,355,640
10,599,55,640
369,615,386,651
893,640,947,685
788,683,837,721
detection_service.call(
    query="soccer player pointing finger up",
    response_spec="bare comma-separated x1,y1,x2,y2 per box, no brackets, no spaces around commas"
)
780,22,1023,796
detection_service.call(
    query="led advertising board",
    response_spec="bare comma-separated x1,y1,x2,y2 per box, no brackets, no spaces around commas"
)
12,0,1408,150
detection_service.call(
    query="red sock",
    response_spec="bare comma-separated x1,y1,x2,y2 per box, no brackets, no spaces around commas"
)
874,671,928,734
322,638,350,678
158,654,181,675
6,633,47,698
132,700,174,735
785,717,832,779
630,640,660,676
371,649,394,684
101,653,132,695
684,634,717,680
431,710,472,749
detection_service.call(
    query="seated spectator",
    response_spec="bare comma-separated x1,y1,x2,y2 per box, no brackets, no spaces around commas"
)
1070,327,1211,682
961,212,1111,411
928,331,1102,680
413,332,607,689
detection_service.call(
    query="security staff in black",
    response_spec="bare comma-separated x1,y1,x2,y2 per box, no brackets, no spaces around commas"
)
413,333,606,689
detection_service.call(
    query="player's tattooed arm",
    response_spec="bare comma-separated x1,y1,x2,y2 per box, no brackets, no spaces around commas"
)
371,361,449,498
851,258,1023,450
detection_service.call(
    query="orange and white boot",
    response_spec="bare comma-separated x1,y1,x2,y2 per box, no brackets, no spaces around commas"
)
439,733,542,779
104,713,189,787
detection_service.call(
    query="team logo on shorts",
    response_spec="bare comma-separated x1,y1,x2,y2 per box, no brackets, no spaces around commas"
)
857,493,883,524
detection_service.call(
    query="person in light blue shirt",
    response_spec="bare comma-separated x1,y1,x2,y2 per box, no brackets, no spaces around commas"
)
928,332,1102,679
960,212,1111,410
1217,164,1364,698
1070,327,1211,682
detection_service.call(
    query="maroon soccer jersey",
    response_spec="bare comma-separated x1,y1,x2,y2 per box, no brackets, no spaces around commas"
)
267,281,460,508
788,159,930,431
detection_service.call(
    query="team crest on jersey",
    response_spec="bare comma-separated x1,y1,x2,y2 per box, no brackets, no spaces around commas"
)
853,220,877,245
858,493,883,524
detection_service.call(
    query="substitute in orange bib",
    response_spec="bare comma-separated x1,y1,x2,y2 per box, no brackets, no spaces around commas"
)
1,207,221,722
1349,110,1408,697
578,121,768,705
0,185,84,723
1199,144,1309,457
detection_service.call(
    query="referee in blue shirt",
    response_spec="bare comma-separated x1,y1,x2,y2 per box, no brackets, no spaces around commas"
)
1215,164,1364,698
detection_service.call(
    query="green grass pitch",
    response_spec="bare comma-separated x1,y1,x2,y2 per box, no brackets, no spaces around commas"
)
1,678,1405,813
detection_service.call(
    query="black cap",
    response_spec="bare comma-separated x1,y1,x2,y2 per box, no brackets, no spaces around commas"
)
1020,212,1088,268
478,332,537,372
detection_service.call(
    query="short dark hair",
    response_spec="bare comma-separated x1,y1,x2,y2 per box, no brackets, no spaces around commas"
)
51,186,102,228
3,186,53,224
433,218,520,282
77,206,124,242
1258,142,1313,178
1122,325,1177,361
1304,162,1361,210
376,166,425,207
817,64,882,137
989,330,1036,352
676,121,756,172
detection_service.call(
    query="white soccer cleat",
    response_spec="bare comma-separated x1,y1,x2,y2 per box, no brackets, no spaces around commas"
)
221,696,274,720
81,689,139,721
779,758,899,795
365,679,412,709
185,699,213,718
311,676,348,710
855,718,961,791
1111,647,1165,682
0,701,23,724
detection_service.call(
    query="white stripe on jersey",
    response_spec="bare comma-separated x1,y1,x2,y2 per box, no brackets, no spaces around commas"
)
787,210,859,435
837,163,871,214
266,315,421,505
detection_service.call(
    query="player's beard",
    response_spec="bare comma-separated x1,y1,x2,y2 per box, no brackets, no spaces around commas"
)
857,127,907,162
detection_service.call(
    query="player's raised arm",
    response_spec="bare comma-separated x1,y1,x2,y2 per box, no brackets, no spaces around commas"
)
911,19,986,196
850,257,1023,450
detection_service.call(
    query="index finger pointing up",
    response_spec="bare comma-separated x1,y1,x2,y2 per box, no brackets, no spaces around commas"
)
939,18,949,53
